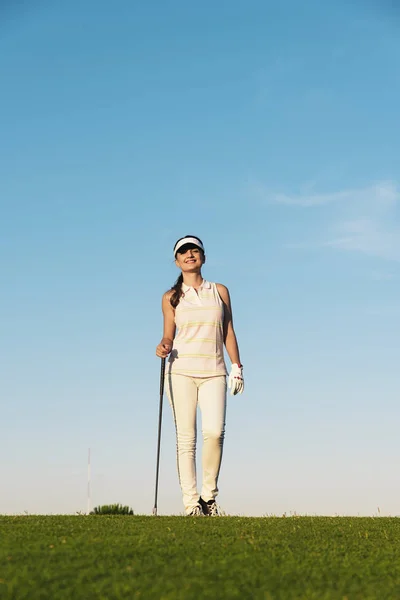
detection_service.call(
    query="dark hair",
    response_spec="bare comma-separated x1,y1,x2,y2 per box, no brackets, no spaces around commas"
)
170,273,184,308
169,235,204,308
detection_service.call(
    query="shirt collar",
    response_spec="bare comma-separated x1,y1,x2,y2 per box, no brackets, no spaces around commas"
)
181,279,211,292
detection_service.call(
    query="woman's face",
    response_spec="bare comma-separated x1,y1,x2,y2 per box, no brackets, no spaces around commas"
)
175,244,205,273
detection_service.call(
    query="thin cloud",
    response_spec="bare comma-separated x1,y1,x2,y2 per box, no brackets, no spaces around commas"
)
325,218,400,262
269,181,399,209
364,306,400,317
255,179,400,262
369,270,397,281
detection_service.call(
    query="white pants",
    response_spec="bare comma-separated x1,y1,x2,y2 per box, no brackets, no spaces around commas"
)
165,373,227,515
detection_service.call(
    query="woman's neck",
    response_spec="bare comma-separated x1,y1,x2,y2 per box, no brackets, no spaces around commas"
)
182,273,204,289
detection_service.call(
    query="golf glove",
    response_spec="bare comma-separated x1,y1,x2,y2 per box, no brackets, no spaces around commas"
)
228,363,244,395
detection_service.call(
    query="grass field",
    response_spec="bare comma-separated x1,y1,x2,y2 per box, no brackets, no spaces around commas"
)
1,515,399,599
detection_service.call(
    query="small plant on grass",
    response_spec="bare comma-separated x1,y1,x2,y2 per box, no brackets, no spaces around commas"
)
90,504,134,515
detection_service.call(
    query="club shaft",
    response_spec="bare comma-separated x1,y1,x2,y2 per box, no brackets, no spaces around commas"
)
153,357,166,515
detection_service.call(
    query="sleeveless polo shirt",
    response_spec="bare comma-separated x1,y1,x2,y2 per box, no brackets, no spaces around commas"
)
167,280,227,378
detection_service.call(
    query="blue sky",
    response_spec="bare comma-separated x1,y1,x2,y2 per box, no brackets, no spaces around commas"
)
1,0,399,516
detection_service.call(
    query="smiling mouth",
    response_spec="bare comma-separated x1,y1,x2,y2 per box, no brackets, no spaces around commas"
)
185,259,196,263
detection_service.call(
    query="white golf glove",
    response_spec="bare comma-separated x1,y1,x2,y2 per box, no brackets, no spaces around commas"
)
228,363,244,395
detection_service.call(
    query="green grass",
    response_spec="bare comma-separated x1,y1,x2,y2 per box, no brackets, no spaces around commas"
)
1,516,399,599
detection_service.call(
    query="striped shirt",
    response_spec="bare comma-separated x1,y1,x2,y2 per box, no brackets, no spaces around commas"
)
167,280,227,378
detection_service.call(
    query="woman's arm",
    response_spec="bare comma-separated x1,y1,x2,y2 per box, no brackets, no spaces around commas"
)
156,292,176,358
216,283,241,366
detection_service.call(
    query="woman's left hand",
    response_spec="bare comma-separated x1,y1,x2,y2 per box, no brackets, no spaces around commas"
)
228,363,244,395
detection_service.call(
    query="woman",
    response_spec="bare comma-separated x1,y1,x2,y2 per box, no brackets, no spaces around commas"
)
155,235,244,516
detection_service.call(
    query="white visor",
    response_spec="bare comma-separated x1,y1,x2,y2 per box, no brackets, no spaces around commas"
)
174,237,204,256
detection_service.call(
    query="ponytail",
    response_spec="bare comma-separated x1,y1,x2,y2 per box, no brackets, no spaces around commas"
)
169,273,184,308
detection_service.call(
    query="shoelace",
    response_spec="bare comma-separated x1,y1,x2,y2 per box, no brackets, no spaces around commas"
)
207,502,219,516
190,505,202,516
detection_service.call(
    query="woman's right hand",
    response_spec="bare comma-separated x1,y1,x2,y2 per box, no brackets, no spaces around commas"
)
156,340,172,358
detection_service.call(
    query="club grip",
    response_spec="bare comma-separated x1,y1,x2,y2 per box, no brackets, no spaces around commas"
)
159,357,166,396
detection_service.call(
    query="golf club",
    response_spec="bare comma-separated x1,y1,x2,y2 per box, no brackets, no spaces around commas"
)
152,357,166,516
